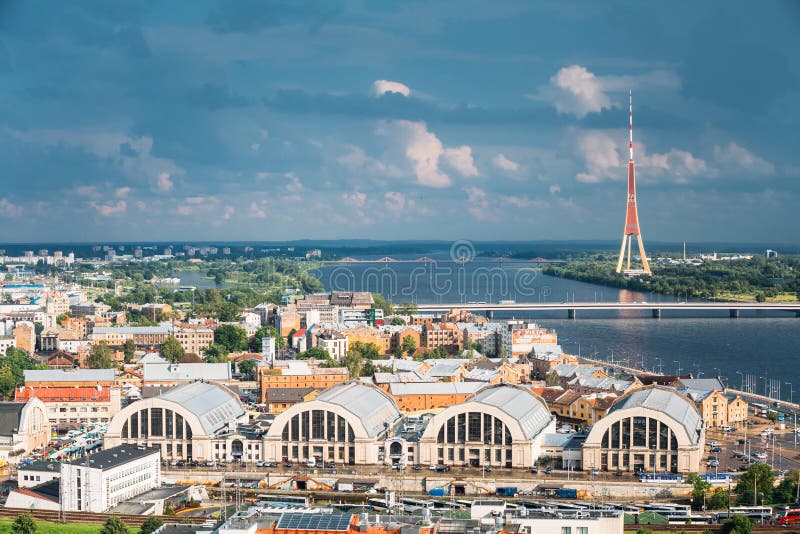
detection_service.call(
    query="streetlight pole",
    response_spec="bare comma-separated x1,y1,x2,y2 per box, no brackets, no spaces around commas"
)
786,382,793,405
674,361,682,376
736,371,744,391
655,357,663,375
760,376,769,398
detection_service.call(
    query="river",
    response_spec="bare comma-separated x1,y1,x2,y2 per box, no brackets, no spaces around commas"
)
314,260,800,400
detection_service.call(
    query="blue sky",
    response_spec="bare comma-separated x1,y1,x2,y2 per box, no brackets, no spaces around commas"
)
0,1,798,243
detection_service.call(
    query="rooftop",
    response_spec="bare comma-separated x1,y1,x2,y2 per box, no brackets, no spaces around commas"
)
143,362,232,382
315,382,401,438
24,368,116,383
66,445,159,470
0,402,25,436
158,382,245,435
610,385,703,445
469,385,554,440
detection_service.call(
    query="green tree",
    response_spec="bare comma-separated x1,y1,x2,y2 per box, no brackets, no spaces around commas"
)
298,346,331,361
401,335,417,356
0,347,45,386
546,369,560,386
341,351,363,378
160,336,185,363
0,367,17,399
687,473,713,509
735,463,775,505
203,343,230,363
238,359,256,378
709,489,730,510
250,326,285,352
371,293,393,315
773,469,800,503
214,324,249,353
390,316,406,326
11,513,37,534
423,347,448,360
56,312,69,324
100,516,129,534
139,516,164,534
122,339,136,364
396,302,418,315
720,514,753,534
87,342,116,369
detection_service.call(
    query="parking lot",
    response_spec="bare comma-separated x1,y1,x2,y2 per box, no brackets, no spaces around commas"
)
703,414,800,475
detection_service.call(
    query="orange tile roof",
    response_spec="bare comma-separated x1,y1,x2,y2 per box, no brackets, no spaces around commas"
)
14,386,111,403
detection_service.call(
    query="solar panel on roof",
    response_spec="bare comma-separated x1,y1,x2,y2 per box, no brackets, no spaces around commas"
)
276,513,353,532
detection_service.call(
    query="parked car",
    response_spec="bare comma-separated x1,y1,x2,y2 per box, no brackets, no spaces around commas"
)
591,468,600,476
711,446,722,453
435,465,451,472
708,440,721,447
412,464,422,471
285,460,293,468
544,467,552,475
529,466,538,474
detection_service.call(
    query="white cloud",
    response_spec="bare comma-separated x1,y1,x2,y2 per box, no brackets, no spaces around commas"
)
250,143,261,152
177,205,192,216
115,187,132,198
222,206,235,220
157,172,173,192
575,131,623,183
535,65,680,118
713,142,775,176
384,191,410,215
0,198,23,218
380,120,470,188
75,185,99,197
285,172,303,193
247,201,266,219
371,79,411,97
89,200,127,216
549,184,561,194
464,186,490,220
443,146,479,177
492,153,520,172
342,191,367,208
575,130,709,183
337,145,370,168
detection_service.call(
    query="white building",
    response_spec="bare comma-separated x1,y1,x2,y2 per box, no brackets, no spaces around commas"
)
317,331,348,361
264,382,402,465
261,336,276,365
417,384,556,469
142,362,232,386
582,385,705,474
60,445,161,513
0,398,51,462
104,382,254,463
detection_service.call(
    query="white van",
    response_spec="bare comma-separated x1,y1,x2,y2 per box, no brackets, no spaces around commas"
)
307,457,316,468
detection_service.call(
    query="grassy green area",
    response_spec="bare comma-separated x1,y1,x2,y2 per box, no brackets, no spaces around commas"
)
716,291,799,303
0,519,140,534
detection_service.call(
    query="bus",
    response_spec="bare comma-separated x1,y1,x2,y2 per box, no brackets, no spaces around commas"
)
638,473,685,484
752,403,769,417
700,473,734,485
401,498,435,510
639,503,691,520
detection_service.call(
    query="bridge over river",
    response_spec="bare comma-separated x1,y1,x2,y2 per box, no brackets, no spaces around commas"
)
415,301,800,319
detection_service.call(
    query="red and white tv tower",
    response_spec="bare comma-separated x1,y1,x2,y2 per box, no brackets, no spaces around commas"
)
615,91,651,275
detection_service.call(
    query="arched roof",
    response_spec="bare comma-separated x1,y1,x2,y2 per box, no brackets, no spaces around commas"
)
468,385,553,440
157,381,244,435
608,385,703,445
312,382,401,438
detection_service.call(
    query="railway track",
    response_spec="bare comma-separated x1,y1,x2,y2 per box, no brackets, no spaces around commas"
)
0,507,211,527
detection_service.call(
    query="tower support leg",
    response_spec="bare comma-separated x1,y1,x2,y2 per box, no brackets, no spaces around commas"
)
615,234,627,273
636,234,651,274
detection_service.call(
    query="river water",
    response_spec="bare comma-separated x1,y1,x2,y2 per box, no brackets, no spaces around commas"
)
314,260,800,399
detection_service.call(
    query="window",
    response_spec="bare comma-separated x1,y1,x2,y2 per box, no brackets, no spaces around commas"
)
633,417,646,447
561,528,572,534
577,528,588,534
468,412,482,442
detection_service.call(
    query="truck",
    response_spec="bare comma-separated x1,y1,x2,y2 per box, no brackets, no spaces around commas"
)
429,488,447,497
555,489,578,499
495,487,518,497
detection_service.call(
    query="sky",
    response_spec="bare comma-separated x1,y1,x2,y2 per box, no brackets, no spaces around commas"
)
0,0,798,244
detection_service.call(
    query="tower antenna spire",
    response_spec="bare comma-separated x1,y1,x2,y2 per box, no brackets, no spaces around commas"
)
616,90,651,276
629,90,634,161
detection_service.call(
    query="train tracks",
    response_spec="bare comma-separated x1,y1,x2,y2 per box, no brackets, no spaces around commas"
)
0,507,211,527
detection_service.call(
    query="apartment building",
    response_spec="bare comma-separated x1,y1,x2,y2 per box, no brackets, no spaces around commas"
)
258,361,349,401
60,445,161,513
89,325,172,348
172,325,214,354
